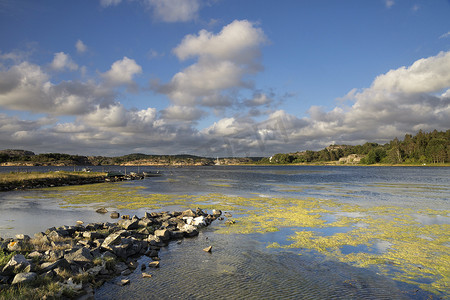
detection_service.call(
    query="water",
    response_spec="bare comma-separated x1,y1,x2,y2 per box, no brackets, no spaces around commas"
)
0,165,449,299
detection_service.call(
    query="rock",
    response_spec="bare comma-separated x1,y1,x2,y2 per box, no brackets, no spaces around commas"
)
212,209,222,217
225,220,236,225
7,240,26,252
180,224,199,237
110,211,120,219
142,272,152,278
118,219,139,230
154,229,170,241
182,209,196,218
15,234,31,241
119,279,130,286
192,216,207,227
138,218,153,227
2,254,31,275
121,215,130,220
96,208,108,214
64,247,94,266
148,261,159,268
40,259,71,273
82,231,103,240
203,246,212,253
141,264,146,271
11,272,37,285
145,249,159,257
47,230,64,240
27,251,42,259
76,220,84,225
102,230,126,250
45,249,64,261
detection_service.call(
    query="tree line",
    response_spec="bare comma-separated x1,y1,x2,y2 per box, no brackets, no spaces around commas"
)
258,129,450,165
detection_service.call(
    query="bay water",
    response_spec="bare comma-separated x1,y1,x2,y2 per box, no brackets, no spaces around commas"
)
0,165,448,299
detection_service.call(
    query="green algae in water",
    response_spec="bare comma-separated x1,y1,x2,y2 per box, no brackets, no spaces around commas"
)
34,184,450,297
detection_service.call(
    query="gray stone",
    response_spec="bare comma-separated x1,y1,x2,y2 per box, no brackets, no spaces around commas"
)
110,211,120,219
40,259,71,273
96,207,108,214
64,247,94,266
15,234,31,241
7,240,26,252
12,272,37,285
180,224,199,237
119,219,139,230
102,230,126,250
154,229,170,241
2,254,31,275
82,231,104,240
182,209,196,218
212,209,222,217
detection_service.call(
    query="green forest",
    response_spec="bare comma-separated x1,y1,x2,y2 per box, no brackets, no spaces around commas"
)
259,129,450,165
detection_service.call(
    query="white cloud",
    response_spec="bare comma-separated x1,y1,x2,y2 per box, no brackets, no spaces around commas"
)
0,61,115,115
385,0,394,8
366,51,450,95
161,105,205,121
145,0,199,22
50,52,78,71
439,31,450,39
244,93,273,107
100,0,122,7
76,39,87,54
158,20,267,108
101,56,142,87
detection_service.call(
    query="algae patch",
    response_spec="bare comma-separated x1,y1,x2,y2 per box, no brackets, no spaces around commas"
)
33,183,449,296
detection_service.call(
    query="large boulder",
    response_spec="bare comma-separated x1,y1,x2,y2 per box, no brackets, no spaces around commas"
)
2,254,31,275
102,230,126,250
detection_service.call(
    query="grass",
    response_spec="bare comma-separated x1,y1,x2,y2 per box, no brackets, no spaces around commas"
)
0,171,107,184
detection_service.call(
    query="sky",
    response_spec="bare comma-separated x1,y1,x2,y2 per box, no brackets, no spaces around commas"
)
0,0,449,157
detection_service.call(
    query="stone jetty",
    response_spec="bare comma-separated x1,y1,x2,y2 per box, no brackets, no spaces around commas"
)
0,208,222,299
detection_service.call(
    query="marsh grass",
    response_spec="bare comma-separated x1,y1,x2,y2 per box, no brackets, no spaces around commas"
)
0,171,106,184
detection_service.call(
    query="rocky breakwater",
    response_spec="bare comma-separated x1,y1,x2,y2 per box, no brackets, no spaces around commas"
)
0,175,106,192
0,208,222,299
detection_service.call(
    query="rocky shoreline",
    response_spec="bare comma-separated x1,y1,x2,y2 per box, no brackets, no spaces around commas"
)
0,208,222,299
0,176,107,192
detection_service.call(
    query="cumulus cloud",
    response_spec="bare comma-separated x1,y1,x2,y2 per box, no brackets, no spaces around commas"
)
144,0,199,22
385,0,394,8
0,60,116,115
101,56,142,87
50,52,78,71
157,20,267,108
161,105,205,121
76,39,87,54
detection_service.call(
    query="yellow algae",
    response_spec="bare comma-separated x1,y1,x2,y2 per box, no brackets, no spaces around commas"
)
31,184,450,296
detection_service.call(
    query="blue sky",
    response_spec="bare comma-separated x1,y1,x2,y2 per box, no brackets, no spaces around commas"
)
0,0,449,157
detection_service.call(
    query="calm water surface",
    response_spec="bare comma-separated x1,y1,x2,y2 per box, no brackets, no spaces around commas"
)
0,165,449,299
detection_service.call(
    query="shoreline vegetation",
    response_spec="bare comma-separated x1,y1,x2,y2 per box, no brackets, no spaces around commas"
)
0,129,448,168
0,208,222,299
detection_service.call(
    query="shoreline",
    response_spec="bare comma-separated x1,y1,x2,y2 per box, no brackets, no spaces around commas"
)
0,208,222,299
